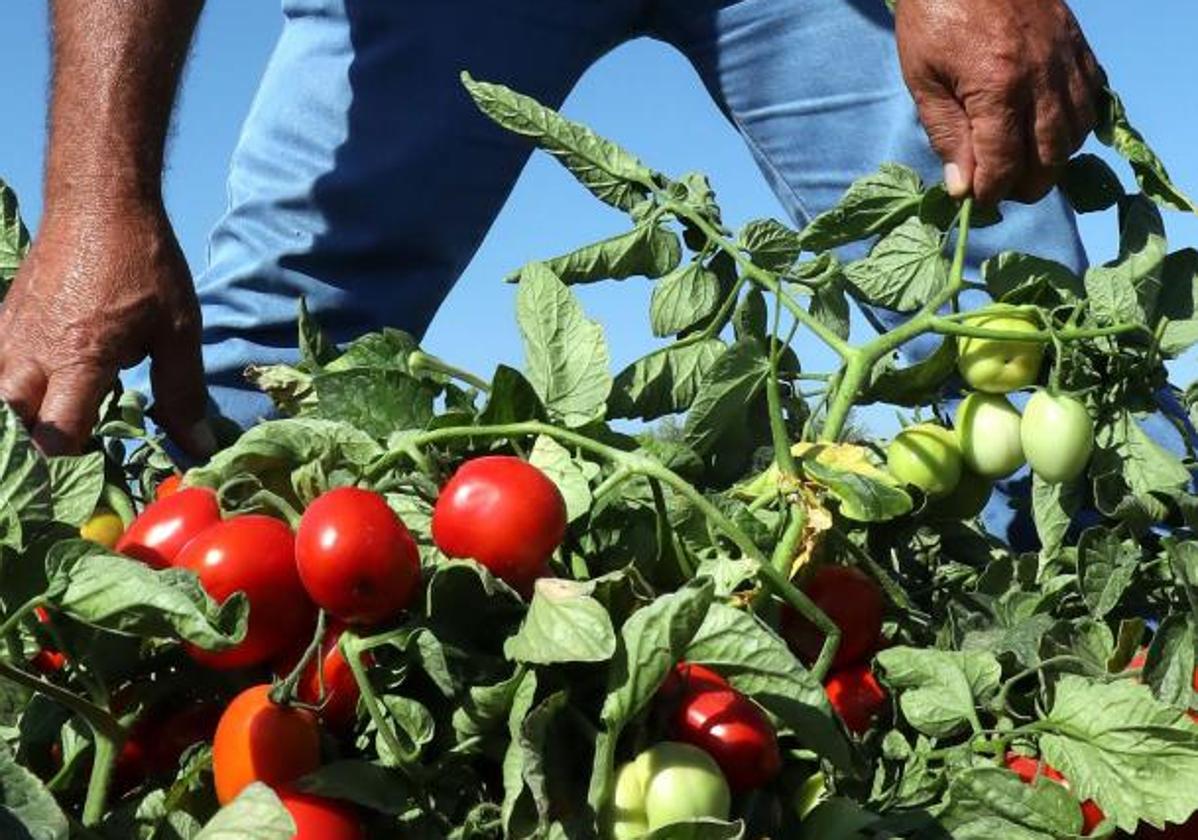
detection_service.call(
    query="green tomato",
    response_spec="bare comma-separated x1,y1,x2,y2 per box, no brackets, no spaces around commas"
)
1021,391,1094,483
928,468,993,520
886,423,963,499
956,310,1045,394
607,742,732,838
954,393,1026,478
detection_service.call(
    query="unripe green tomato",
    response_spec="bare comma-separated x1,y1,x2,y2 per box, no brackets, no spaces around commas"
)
607,742,732,837
954,393,1026,478
1020,391,1094,483
928,468,993,520
886,423,963,499
956,311,1045,394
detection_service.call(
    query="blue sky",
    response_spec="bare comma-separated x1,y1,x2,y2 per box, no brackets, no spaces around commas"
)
3,2,1195,429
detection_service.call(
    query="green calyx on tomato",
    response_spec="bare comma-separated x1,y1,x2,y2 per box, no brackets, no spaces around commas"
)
1020,390,1095,484
432,456,567,595
956,309,1045,394
607,741,732,838
886,423,963,499
954,392,1026,478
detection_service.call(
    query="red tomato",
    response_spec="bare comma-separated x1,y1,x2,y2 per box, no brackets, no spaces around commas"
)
780,566,884,670
116,487,221,569
113,702,221,790
212,685,321,805
29,607,66,674
275,620,369,732
175,515,315,669
295,488,421,625
662,670,781,792
277,787,365,840
432,456,566,594
156,474,183,500
825,664,888,735
661,662,730,698
1005,753,1105,834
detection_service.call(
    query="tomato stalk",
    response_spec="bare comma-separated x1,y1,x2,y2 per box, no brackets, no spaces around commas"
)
407,350,492,394
81,730,119,827
0,595,43,639
271,609,327,708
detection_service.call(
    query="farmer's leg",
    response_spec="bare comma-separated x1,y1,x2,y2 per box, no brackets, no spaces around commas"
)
648,0,1197,545
124,0,637,427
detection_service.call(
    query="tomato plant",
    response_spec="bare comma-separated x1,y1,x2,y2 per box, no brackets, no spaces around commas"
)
432,455,567,593
609,742,732,837
954,392,1025,478
277,787,365,840
660,662,781,791
1021,390,1095,483
115,486,221,569
212,685,321,805
1,69,1197,838
175,515,315,669
1005,753,1106,834
824,664,888,735
295,487,421,624
955,309,1045,394
781,565,884,670
886,423,963,498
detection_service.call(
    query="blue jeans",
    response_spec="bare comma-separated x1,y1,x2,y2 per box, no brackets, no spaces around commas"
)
126,0,1193,545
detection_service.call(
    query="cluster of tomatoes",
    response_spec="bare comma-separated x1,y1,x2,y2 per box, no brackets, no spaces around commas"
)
886,309,1096,514
58,455,570,836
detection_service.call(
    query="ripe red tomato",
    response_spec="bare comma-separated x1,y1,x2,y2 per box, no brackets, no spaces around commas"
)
780,566,884,670
116,487,221,569
114,702,221,790
156,474,183,500
277,787,365,840
212,685,321,805
1005,753,1104,834
295,488,421,625
29,607,66,674
661,667,781,792
175,515,315,669
824,664,888,735
432,456,566,594
276,620,368,732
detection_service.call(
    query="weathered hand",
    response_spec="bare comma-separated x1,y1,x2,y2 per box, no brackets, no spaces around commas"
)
895,0,1104,205
0,203,213,455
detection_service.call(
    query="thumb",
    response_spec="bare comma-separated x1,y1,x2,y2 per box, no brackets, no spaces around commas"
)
913,85,976,199
149,313,216,459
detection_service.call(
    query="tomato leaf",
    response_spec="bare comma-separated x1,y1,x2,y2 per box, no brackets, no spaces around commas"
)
802,458,913,523
314,368,437,437
1154,248,1198,357
983,252,1085,305
1083,194,1166,327
1032,474,1083,558
876,647,1001,738
196,783,294,840
502,688,567,836
799,164,924,253
650,260,722,337
44,453,104,529
293,760,416,815
1092,409,1192,524
1039,675,1198,832
0,739,67,840
480,365,547,426
1096,88,1198,214
517,263,613,428
861,337,957,407
645,820,746,839
529,435,598,523
504,579,616,665
513,223,681,286
0,179,30,298
682,339,771,456
843,218,949,313
0,404,52,550
938,767,1083,838
461,73,653,213
1142,614,1196,710
1077,527,1141,619
738,218,803,274
609,339,726,421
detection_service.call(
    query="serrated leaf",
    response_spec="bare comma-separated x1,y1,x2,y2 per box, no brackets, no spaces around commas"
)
1155,248,1198,357
1077,527,1140,618
1031,474,1082,557
313,368,437,437
983,252,1085,304
939,767,1082,838
1083,194,1165,327
0,739,68,840
462,73,653,211
1039,675,1198,832
682,339,770,456
876,647,1000,738
45,453,105,528
517,263,612,427
650,261,721,337
517,224,681,286
528,435,597,523
861,337,957,407
738,218,803,273
843,218,948,312
0,405,52,549
608,339,725,421
480,365,547,426
1097,88,1198,214
0,180,30,296
800,164,924,252
802,457,913,523
505,579,616,665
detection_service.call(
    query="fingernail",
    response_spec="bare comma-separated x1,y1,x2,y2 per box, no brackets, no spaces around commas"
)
185,419,218,459
944,163,967,197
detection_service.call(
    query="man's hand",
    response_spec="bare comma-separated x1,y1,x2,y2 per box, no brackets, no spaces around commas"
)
895,0,1104,206
0,204,211,455
2,0,209,455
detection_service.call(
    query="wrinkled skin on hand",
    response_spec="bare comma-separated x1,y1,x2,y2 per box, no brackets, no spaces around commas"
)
0,204,211,455
895,0,1104,205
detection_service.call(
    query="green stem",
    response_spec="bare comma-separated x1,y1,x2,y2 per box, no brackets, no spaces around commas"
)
408,351,492,393
81,729,120,827
593,467,634,504
770,505,807,578
0,661,124,742
0,596,42,640
271,610,326,707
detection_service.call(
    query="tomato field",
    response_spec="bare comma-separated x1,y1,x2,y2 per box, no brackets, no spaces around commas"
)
0,69,1196,839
